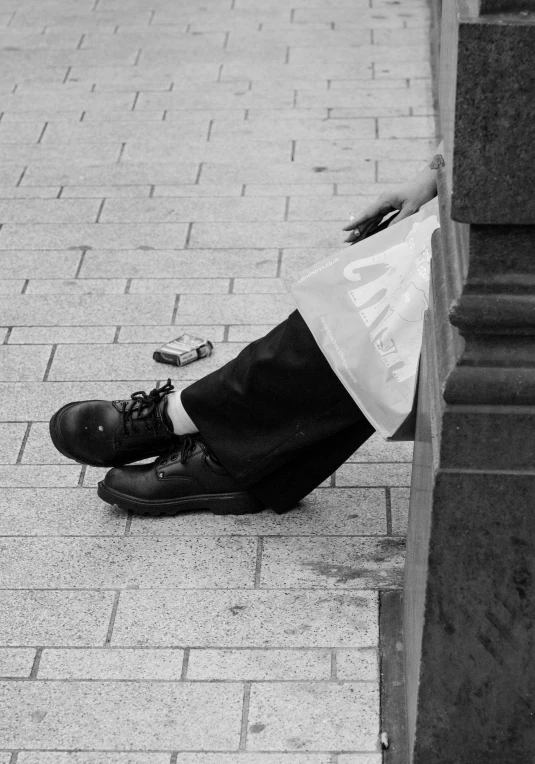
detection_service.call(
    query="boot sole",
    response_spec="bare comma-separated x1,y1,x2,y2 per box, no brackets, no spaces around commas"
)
97,481,264,516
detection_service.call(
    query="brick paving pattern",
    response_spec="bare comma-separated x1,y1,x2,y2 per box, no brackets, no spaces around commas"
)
0,0,434,759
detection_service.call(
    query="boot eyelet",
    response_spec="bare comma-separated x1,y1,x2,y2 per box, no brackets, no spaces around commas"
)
161,460,167,466
171,453,178,461
159,471,164,478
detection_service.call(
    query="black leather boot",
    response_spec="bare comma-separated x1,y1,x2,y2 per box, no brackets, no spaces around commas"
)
49,380,180,467
97,435,264,516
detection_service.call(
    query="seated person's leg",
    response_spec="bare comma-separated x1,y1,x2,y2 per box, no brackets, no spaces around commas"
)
49,311,374,514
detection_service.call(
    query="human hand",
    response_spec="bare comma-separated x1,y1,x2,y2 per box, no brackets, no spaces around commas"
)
342,161,440,244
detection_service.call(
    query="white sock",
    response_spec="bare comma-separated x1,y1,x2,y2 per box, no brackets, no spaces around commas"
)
166,390,199,435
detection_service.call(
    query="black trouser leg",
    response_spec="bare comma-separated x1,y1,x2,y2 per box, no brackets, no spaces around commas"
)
181,310,375,511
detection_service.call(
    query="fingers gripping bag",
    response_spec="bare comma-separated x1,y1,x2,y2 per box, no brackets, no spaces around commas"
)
288,200,440,440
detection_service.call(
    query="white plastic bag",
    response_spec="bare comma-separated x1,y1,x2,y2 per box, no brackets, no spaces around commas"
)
289,200,440,439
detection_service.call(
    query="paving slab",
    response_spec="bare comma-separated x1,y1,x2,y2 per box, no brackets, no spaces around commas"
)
80,249,279,278
0,536,257,589
246,682,379,751
17,756,170,764
0,488,128,535
0,421,27,463
0,647,36,678
187,648,331,681
260,537,405,589
112,590,377,648
0,681,243,749
38,648,185,679
0,590,115,646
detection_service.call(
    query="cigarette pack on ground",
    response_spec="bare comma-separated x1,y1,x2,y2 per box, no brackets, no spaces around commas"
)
153,334,213,367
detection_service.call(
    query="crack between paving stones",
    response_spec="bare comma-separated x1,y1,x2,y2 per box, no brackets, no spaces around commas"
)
104,591,121,646
239,682,251,750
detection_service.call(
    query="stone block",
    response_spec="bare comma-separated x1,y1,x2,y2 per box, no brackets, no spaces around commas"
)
0,681,242,749
378,116,436,139
112,590,377,647
233,278,286,293
0,121,45,143
347,434,414,463
0,143,121,165
176,294,294,324
336,464,412,487
0,487,127,536
294,138,434,164
173,757,332,764
0,165,27,186
81,249,279,278
247,682,379,751
0,223,189,250
38,648,185,680
129,488,387,536
187,649,331,681
0,422,27,464
373,27,430,46
0,648,36,678
296,86,432,111
136,90,295,111
118,325,225,343
0,295,175,326
377,159,427,182
390,487,410,536
129,278,230,294
189,222,343,249
288,196,373,222
329,78,409,90
0,187,61,199
8,326,117,344
244,184,334,197
245,108,329,121
227,325,276,342
48,342,244,381
0,251,81,279
0,91,135,112
154,184,243,197
18,755,170,764
122,139,292,165
26,279,127,294
375,61,431,80
260,537,404,589
336,648,378,680
0,536,257,589
0,590,114,646
210,118,376,141
202,161,375,186
62,185,152,198
0,381,157,421
22,161,199,187
329,106,409,117
99,197,286,223
338,757,382,764
23,422,73,464
0,346,53,381
0,465,81,487
0,280,25,294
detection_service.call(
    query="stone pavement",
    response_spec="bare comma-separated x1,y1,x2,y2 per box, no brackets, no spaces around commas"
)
0,0,434,760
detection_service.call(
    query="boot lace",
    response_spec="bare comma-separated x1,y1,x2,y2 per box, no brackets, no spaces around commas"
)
121,379,174,437
159,435,218,467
